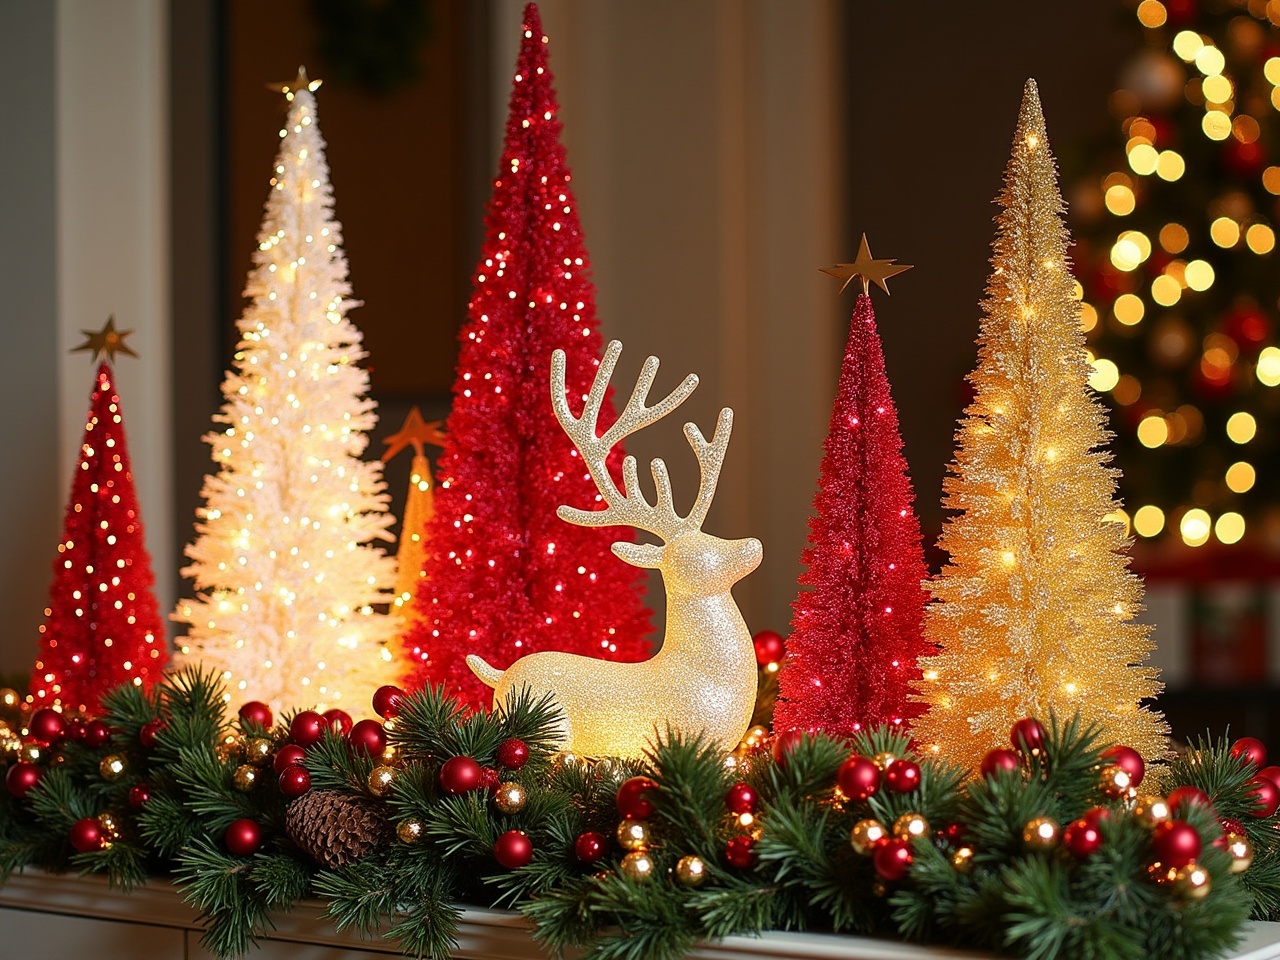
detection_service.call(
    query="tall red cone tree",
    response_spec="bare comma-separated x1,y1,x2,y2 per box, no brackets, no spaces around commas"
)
403,3,650,707
31,356,167,713
774,269,929,737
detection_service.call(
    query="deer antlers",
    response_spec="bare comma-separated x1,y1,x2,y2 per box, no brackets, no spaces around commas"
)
551,340,734,541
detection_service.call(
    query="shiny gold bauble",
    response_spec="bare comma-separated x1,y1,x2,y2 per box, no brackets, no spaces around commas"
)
494,781,528,815
99,754,127,781
872,751,896,771
1132,795,1171,829
367,765,397,798
397,819,425,844
380,744,398,765
892,813,929,840
1022,816,1059,851
619,850,654,882
617,818,651,851
96,811,121,840
20,742,42,763
1173,862,1212,899
742,725,769,750
951,846,975,873
850,818,888,855
232,764,259,792
552,752,580,773
1099,764,1132,798
675,854,707,887
1225,832,1254,874
244,738,273,765
215,737,243,764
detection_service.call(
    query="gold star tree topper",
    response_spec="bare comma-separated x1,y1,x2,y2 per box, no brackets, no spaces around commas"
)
269,66,322,100
821,234,913,296
381,407,447,462
72,316,138,364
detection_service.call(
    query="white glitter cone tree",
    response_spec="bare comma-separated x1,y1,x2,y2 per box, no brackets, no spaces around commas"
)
174,72,398,711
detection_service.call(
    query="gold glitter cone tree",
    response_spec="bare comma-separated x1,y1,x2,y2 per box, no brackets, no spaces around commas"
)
911,81,1169,768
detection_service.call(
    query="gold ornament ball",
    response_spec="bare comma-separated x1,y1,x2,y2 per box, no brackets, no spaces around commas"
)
215,737,244,763
951,846,975,873
380,743,398,765
617,818,651,851
675,854,707,887
1173,863,1212,900
367,765,397,798
99,754,127,781
397,819,425,845
742,725,768,749
552,751,580,773
494,781,528,815
245,738,273,765
850,818,888,855
892,813,930,840
872,751,896,771
619,850,655,882
1022,816,1059,852
1133,795,1171,829
96,811,121,840
20,742,42,763
1225,832,1254,874
1099,764,1133,798
232,764,259,792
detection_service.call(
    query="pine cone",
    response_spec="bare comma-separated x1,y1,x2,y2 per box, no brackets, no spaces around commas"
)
284,789,391,868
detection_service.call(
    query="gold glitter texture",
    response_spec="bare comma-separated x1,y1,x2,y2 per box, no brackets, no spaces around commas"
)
466,340,762,759
910,80,1169,769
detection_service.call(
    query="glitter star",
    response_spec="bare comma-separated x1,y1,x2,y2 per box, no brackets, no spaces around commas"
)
382,407,447,462
71,316,138,364
821,235,913,296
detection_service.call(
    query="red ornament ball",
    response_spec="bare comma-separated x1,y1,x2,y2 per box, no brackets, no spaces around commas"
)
1100,745,1145,787
322,709,353,735
884,759,921,794
574,831,607,864
616,776,659,820
1152,820,1202,869
752,629,785,667
1231,737,1268,770
497,738,529,770
372,685,405,720
1063,818,1103,859
725,835,757,869
480,766,501,794
28,707,66,745
224,818,262,857
1258,766,1280,789
289,710,327,747
873,837,913,881
1167,785,1212,815
70,817,105,853
273,743,307,774
5,761,40,799
837,755,881,801
725,781,758,814
278,765,312,799
139,718,166,749
238,701,273,729
440,756,483,795
1082,807,1112,829
82,719,111,749
771,729,806,766
494,829,533,869
128,783,152,810
1246,776,1280,818
981,748,1021,778
347,719,387,758
1011,718,1047,755
1219,817,1247,839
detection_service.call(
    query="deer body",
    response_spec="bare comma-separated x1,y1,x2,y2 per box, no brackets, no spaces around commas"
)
466,341,763,758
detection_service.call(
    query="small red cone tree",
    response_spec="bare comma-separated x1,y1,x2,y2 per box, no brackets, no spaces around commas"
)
774,250,929,737
31,346,167,712
403,3,650,707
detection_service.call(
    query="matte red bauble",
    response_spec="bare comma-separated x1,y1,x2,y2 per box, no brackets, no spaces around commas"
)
1063,818,1102,859
347,719,388,758
238,701,273,729
1167,785,1212,815
224,818,262,857
372,685,405,720
82,719,111,749
1010,718,1047,754
69,817,105,853
289,710,326,747
574,831,607,864
6,761,40,798
981,748,1021,778
1231,737,1267,769
28,707,66,745
771,729,806,765
322,709,353,735
440,756,483,795
752,630,785,667
725,835,757,869
884,759,921,793
837,755,881,801
494,829,533,869
1257,765,1280,788
725,781,758,815
1152,820,1202,869
497,738,529,770
1100,745,1144,787
873,837,913,881
139,718,166,748
278,765,311,799
1246,776,1280,818
273,743,307,773
616,776,659,819
128,783,152,810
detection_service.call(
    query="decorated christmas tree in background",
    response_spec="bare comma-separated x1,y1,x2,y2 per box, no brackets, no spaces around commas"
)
773,241,929,737
1070,1,1280,551
911,81,1169,767
29,318,167,712
380,407,445,621
403,4,651,708
173,70,398,712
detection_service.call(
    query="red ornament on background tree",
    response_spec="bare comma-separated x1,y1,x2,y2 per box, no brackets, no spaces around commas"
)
289,711,326,747
1246,776,1280,818
371,685,404,720
224,818,262,857
1152,819,1202,868
774,247,928,738
70,817,105,853
28,708,66,746
440,756,483,795
616,776,658,819
347,719,387,757
238,701,273,729
6,762,40,799
494,829,533,869
837,755,880,801
401,3,650,707
29,321,167,713
497,737,529,770
981,748,1021,778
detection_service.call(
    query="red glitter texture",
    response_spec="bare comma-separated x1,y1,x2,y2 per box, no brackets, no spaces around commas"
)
30,363,167,712
773,294,928,737
402,4,650,707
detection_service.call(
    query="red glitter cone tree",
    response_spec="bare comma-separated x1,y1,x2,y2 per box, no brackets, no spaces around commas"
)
403,4,650,707
774,242,928,737
30,320,167,712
